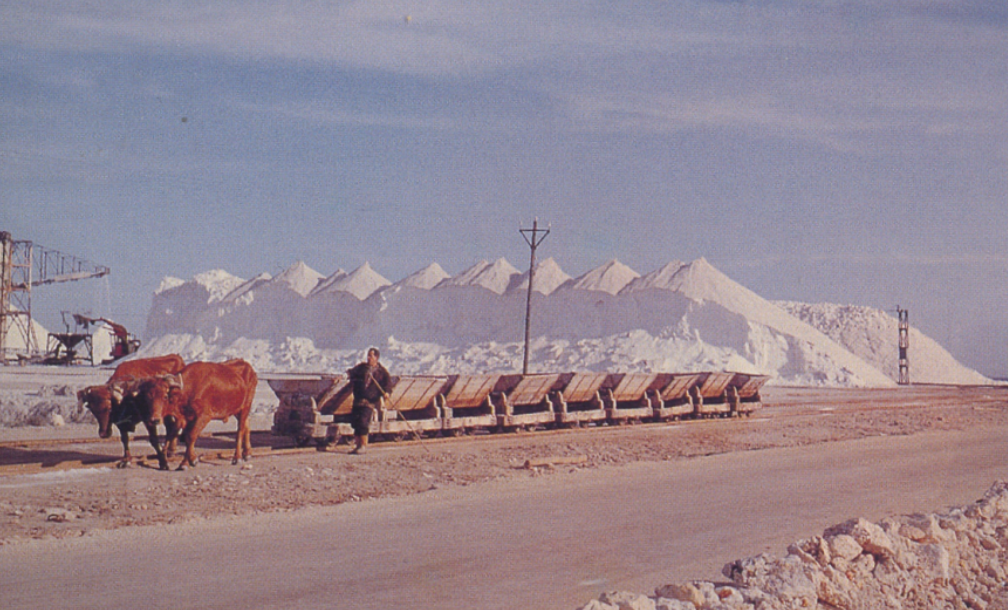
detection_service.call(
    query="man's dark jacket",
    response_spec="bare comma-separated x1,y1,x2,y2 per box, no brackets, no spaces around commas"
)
347,362,391,404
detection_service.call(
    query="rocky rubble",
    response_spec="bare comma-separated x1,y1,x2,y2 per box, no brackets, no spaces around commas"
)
0,386,88,427
580,481,1008,610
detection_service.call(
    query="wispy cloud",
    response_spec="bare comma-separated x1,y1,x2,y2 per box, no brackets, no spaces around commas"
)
726,252,1008,270
3,1,1004,145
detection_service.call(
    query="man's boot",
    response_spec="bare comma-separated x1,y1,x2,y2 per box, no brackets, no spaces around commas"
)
350,435,362,454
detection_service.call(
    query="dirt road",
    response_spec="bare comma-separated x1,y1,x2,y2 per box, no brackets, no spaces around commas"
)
2,425,1007,610
1,384,1007,609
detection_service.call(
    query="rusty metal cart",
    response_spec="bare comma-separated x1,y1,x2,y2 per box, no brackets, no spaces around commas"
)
438,374,502,435
496,373,563,431
692,371,738,418
553,372,611,427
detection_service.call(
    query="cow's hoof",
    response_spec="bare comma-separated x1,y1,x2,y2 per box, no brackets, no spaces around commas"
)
116,461,131,469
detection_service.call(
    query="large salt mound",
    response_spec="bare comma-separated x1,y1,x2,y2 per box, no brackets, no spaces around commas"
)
440,258,520,294
778,301,990,386
393,263,450,290
568,259,640,295
506,257,572,295
1,317,51,352
310,262,390,300
141,257,990,387
273,261,324,297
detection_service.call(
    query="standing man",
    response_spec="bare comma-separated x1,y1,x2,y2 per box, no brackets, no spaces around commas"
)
346,347,391,454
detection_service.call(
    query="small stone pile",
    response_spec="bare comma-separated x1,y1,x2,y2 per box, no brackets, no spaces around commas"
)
0,388,88,427
580,481,1008,610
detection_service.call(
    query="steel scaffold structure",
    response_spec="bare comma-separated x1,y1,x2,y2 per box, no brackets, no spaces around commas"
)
0,231,109,362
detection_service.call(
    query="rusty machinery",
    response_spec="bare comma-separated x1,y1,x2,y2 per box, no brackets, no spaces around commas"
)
68,313,140,364
0,231,111,364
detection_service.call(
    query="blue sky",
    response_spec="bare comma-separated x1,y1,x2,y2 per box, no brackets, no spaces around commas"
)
3,1,1007,376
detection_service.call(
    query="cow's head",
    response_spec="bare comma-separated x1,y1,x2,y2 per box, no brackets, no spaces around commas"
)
77,385,116,438
127,376,175,427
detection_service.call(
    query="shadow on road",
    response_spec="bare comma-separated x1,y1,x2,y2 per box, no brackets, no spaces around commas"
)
0,445,119,469
0,431,296,472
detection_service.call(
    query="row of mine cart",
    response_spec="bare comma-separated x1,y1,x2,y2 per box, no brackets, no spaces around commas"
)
269,370,770,447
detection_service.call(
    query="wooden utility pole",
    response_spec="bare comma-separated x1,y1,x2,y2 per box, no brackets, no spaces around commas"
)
519,219,549,375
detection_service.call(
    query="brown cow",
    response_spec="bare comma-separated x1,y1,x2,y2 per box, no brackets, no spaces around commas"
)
150,359,258,469
109,354,186,383
76,354,186,468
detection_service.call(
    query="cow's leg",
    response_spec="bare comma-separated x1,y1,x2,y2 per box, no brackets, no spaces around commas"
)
243,418,253,460
164,416,182,458
117,427,133,468
234,411,252,464
144,422,170,471
179,415,210,469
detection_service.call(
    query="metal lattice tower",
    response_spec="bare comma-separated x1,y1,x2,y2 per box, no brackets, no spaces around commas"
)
0,233,37,357
0,231,110,362
897,306,909,385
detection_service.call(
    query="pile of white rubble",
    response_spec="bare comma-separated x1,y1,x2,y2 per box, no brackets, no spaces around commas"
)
580,481,1008,610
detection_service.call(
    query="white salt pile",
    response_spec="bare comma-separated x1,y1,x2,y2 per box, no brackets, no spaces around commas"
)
579,481,1008,610
141,257,989,387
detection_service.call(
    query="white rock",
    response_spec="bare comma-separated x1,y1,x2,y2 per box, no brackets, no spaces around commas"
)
713,585,745,606
654,583,704,607
653,599,696,610
905,513,953,543
599,591,656,610
723,554,820,605
826,517,894,558
916,543,951,583
596,483,1008,610
827,534,863,561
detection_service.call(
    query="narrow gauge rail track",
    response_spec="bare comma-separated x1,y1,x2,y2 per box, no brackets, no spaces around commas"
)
3,383,1005,476
0,411,758,476
0,404,769,477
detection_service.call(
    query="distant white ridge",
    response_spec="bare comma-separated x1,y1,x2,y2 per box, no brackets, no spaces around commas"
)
143,258,991,387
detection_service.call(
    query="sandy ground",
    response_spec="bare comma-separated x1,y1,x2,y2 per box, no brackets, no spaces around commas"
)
5,426,1008,610
1,367,1007,549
